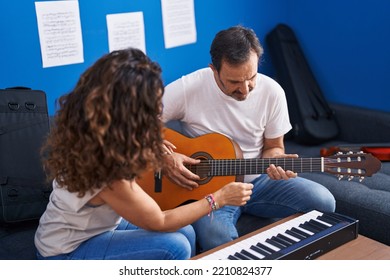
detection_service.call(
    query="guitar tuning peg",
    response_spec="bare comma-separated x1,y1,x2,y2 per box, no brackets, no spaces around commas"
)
348,175,354,181
347,151,354,155
336,151,343,155
359,176,365,182
338,175,344,180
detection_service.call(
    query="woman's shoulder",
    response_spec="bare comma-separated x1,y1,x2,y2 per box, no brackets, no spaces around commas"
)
51,179,102,211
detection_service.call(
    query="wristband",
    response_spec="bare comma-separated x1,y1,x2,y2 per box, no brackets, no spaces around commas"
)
205,194,219,217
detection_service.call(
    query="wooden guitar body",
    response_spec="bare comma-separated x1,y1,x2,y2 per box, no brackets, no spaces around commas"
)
137,129,242,210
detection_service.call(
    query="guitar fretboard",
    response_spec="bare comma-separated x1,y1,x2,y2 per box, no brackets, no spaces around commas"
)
187,158,324,177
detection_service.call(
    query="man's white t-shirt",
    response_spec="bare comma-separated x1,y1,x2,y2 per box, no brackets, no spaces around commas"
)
162,68,292,182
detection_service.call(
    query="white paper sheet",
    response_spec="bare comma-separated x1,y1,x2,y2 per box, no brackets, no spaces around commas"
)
161,0,197,48
106,12,146,53
35,0,84,68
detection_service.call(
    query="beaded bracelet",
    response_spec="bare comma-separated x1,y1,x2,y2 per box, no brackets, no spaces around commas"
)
205,194,219,217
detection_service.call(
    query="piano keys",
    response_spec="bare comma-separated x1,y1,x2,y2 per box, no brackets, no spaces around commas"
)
195,210,359,260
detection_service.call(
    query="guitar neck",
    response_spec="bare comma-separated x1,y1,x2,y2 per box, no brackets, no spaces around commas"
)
140,128,381,210
188,157,323,177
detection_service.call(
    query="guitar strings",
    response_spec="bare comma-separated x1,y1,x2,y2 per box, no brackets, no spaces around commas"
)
182,157,364,176
184,158,324,174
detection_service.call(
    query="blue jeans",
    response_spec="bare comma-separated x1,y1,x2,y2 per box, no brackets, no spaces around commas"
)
36,219,196,260
192,175,336,252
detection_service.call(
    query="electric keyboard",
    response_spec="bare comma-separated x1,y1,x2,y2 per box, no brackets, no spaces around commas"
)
194,210,359,260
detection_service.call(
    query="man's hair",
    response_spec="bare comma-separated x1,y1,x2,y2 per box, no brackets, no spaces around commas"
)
42,48,165,197
210,25,264,72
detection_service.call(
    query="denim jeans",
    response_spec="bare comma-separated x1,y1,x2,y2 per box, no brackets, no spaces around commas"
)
36,219,196,260
192,175,336,252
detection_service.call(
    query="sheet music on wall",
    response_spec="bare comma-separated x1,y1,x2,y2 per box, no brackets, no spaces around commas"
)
35,0,84,68
161,0,197,48
106,12,146,54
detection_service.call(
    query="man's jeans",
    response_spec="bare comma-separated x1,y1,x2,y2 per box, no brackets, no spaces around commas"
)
193,175,336,252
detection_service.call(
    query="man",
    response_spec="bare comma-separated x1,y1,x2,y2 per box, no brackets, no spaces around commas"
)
161,25,335,252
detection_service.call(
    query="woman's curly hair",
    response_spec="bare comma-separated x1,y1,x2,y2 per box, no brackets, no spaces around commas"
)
42,48,165,197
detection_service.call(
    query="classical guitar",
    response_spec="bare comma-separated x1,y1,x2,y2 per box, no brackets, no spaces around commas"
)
137,128,382,210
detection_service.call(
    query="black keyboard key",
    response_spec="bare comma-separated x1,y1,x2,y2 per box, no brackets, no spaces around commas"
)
300,222,321,233
271,236,290,247
277,233,297,244
266,238,286,249
285,229,305,240
241,249,261,260
306,220,325,231
234,252,250,260
291,226,311,238
323,213,344,223
256,242,276,254
250,245,271,257
310,219,330,230
228,254,240,260
317,215,338,226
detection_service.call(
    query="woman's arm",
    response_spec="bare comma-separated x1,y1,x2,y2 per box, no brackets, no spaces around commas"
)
97,179,253,232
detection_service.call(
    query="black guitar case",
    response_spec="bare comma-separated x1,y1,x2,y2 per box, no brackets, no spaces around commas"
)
0,87,52,223
266,24,339,145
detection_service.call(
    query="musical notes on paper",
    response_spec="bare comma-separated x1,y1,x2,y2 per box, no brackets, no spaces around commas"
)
106,12,146,54
35,0,84,68
161,0,197,48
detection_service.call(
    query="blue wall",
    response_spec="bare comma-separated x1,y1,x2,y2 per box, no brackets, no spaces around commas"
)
285,0,390,112
1,0,389,115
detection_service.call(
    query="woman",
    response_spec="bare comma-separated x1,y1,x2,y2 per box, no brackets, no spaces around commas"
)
34,48,253,260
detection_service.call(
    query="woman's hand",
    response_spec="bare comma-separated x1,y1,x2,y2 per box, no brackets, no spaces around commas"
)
213,182,253,208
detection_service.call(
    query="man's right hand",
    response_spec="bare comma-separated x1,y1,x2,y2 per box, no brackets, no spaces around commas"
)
162,152,201,190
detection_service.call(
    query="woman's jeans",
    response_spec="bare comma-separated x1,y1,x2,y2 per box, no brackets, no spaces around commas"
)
36,219,195,260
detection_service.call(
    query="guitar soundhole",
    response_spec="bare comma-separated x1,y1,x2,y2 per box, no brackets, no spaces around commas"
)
188,151,213,185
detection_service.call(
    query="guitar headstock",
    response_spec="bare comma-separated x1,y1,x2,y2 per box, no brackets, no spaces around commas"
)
324,152,382,181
